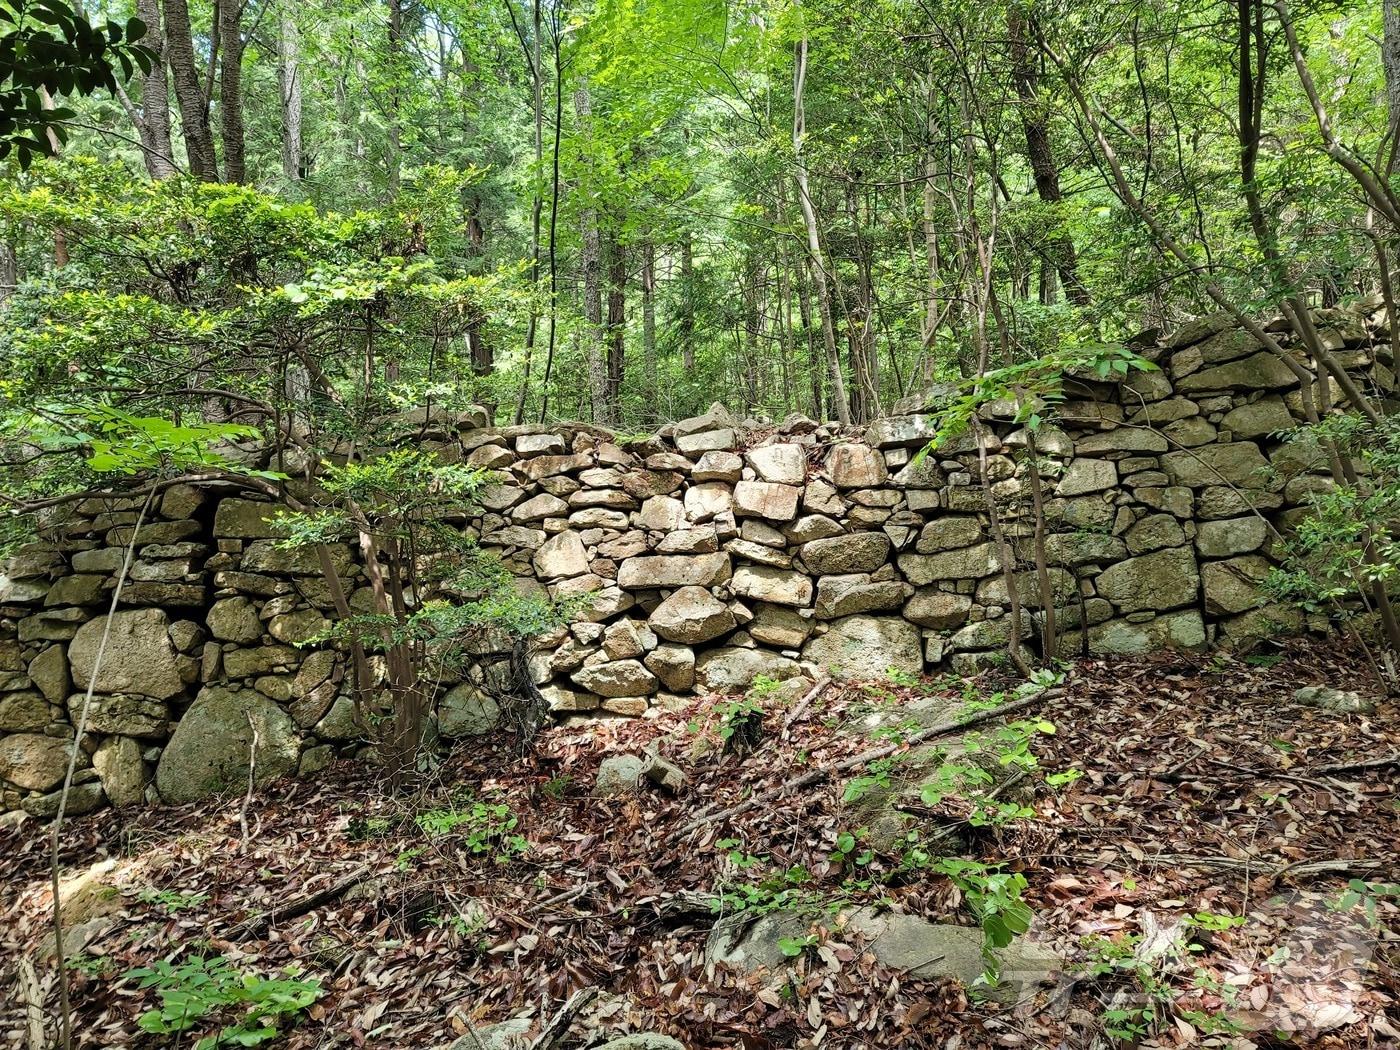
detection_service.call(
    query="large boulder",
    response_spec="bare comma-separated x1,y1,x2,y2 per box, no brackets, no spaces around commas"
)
706,906,1056,1000
571,660,658,698
1222,396,1295,439
694,648,802,692
1056,459,1117,496
155,686,299,803
814,575,908,619
1202,555,1270,615
841,907,1057,1001
1175,352,1296,393
77,694,170,736
213,498,282,538
914,517,982,554
617,554,731,590
645,644,695,691
93,735,146,806
1083,611,1207,655
731,566,813,607
648,586,735,644
0,692,47,732
826,444,888,488
733,481,800,522
898,542,1000,585
746,443,806,485
438,684,502,737
1094,546,1200,613
903,590,973,629
0,733,70,790
596,1037,686,1050
800,533,890,575
1162,442,1271,488
27,644,70,703
1196,516,1269,557
533,531,590,579
69,609,185,700
802,615,921,680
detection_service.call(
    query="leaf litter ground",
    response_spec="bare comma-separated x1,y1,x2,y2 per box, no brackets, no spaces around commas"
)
2,639,1396,1049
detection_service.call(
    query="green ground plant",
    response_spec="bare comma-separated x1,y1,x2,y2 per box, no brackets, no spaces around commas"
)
414,800,528,861
125,955,321,1050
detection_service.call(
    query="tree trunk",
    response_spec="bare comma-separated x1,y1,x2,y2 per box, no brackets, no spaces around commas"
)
0,242,15,302
844,176,880,418
513,0,545,424
641,240,657,415
919,73,942,376
466,213,492,376
575,81,608,424
1385,0,1400,142
37,88,68,266
606,232,626,422
679,231,695,371
386,0,403,193
219,0,247,183
792,34,851,426
796,259,822,418
163,0,218,180
119,0,177,178
1009,9,1088,306
279,2,303,181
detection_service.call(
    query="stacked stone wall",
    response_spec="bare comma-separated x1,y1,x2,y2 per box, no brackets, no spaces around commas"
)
1,301,1394,815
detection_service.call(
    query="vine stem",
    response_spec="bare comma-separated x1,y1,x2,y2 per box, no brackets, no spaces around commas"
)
49,486,155,1050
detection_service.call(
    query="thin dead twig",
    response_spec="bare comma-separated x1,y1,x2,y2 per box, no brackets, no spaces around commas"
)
529,986,599,1050
16,955,46,1050
780,675,832,739
232,864,375,939
238,710,260,854
1316,752,1400,774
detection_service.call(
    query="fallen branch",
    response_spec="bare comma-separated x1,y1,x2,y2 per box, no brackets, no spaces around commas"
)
233,864,374,938
16,955,45,1050
237,711,260,854
666,688,1059,844
1316,752,1400,774
1047,851,1386,881
529,986,599,1050
780,675,832,739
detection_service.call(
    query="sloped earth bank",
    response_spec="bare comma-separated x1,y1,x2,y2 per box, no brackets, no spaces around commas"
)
2,641,1397,1049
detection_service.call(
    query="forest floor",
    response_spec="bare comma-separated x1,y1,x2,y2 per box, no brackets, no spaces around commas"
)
3,640,1398,1050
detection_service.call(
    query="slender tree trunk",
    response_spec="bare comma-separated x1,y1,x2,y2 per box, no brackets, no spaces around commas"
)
118,0,177,178
0,241,15,302
219,0,247,183
1273,1,1400,226
605,232,626,422
920,73,942,374
37,88,68,266
466,213,492,376
795,259,822,418
164,0,218,180
575,81,608,424
513,0,545,423
1387,0,1400,142
1043,35,1381,424
641,240,657,414
386,0,403,194
279,2,303,181
844,177,881,418
793,34,851,425
679,230,695,371
537,11,564,423
1009,9,1088,305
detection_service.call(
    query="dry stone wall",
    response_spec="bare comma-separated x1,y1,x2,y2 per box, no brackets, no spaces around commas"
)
1,302,1394,816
